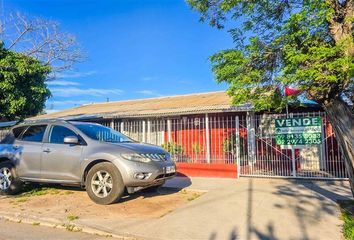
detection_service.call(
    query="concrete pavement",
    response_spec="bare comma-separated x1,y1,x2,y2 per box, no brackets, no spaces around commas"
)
0,218,110,240
89,177,352,240
159,177,352,240
1,177,352,240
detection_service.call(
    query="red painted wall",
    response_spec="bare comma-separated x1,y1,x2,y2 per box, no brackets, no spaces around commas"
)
165,114,247,165
176,163,237,178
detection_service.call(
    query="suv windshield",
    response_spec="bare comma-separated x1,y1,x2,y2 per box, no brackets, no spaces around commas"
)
74,123,133,143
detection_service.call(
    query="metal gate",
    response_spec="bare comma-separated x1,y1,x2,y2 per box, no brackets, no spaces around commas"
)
239,112,348,179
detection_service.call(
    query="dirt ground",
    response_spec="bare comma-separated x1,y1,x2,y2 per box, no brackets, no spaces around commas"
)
0,185,203,223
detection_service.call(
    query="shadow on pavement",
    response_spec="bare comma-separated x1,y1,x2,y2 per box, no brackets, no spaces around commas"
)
209,227,239,240
0,175,193,205
208,178,351,240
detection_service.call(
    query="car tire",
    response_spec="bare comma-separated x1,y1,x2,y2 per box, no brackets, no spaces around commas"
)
85,162,124,205
0,161,23,195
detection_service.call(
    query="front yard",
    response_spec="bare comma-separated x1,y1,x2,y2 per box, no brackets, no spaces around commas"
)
0,184,203,236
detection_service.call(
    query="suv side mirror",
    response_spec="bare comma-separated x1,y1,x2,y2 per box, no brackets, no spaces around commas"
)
64,136,79,145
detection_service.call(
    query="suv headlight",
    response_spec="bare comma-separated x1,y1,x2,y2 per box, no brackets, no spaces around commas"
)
120,153,151,163
165,153,172,161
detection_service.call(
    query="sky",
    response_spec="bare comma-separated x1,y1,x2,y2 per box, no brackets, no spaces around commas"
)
3,0,234,112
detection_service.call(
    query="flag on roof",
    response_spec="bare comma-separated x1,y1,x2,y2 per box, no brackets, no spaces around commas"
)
285,86,302,96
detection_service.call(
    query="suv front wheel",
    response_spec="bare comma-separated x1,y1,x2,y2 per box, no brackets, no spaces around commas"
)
0,161,23,195
85,162,124,205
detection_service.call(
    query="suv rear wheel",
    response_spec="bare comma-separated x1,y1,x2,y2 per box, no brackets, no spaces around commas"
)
0,161,23,195
85,162,124,205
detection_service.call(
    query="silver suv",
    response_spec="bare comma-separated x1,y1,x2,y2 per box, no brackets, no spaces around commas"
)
0,120,176,204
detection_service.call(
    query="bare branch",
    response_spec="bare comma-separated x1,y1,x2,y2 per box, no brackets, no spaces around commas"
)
2,12,85,75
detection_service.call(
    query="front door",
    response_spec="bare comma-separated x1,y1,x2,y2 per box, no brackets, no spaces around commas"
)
41,125,83,182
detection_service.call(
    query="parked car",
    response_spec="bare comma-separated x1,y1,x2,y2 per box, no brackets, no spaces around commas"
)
0,120,176,204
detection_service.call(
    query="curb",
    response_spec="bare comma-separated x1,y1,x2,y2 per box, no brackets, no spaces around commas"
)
0,187,204,240
0,213,139,240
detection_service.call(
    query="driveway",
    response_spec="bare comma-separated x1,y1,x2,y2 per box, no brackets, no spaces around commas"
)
156,177,352,240
0,177,352,240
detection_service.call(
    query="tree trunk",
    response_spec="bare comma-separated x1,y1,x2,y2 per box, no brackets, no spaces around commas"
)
324,98,354,195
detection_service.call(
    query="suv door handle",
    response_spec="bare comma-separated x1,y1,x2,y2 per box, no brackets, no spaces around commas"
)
43,148,51,153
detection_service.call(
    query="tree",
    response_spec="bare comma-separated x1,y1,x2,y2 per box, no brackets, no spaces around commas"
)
0,12,83,120
0,43,51,120
1,12,84,75
187,0,354,193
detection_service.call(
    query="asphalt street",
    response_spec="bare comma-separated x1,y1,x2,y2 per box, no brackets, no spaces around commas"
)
0,219,109,240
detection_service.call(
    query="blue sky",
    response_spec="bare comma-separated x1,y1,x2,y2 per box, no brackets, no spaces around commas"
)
4,0,233,112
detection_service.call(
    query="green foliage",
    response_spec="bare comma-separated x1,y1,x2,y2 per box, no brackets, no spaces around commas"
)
342,210,354,240
161,142,184,154
187,0,354,109
338,200,354,240
192,142,203,154
18,186,60,198
0,43,51,120
222,134,237,153
67,215,79,221
222,133,244,155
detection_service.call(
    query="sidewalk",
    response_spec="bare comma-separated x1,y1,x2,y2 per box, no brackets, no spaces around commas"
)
1,177,352,240
69,177,352,239
161,177,352,240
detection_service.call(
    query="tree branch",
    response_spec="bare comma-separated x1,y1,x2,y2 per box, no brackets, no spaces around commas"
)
2,12,85,75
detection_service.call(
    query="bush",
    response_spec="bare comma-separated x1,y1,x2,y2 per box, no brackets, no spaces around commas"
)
192,142,203,154
161,142,183,154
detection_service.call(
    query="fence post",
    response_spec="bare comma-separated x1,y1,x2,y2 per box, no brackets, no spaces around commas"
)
236,116,241,178
320,115,326,170
120,121,124,134
205,113,211,164
167,119,172,142
247,111,256,165
110,119,115,130
291,146,296,177
147,120,151,144
142,120,146,142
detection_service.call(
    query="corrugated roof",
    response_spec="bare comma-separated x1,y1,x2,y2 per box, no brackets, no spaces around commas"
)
31,91,252,120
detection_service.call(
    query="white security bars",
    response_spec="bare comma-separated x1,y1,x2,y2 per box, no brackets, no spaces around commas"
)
102,111,347,179
0,111,344,180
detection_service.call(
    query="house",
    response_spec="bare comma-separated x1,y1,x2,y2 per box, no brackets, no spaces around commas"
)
21,91,348,179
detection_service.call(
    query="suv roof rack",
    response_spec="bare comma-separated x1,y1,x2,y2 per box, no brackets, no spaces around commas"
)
22,118,67,124
22,114,103,124
1,114,103,127
61,115,103,121
0,121,18,128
